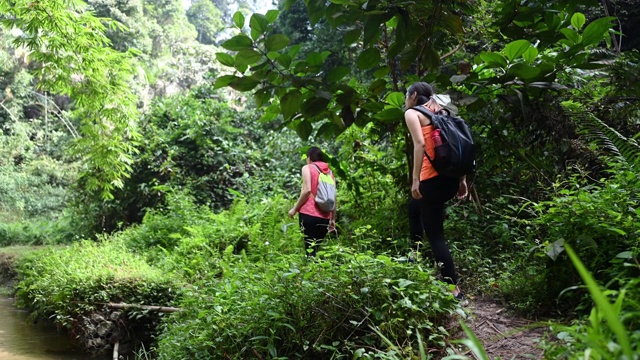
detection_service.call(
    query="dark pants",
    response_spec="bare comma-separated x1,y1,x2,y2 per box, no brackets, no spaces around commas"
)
299,213,330,257
409,176,460,285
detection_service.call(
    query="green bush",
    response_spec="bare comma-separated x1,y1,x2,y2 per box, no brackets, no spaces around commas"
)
14,239,180,328
155,246,460,360
497,165,640,314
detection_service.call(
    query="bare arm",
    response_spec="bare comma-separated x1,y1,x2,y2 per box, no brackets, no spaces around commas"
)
288,165,312,217
405,109,425,199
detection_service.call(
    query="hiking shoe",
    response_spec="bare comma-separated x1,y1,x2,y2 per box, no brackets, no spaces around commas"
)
454,292,469,307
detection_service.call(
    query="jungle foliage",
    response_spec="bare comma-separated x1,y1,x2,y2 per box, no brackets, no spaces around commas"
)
0,0,639,359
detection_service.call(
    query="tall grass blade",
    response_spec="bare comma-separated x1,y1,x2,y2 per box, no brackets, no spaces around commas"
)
564,244,633,359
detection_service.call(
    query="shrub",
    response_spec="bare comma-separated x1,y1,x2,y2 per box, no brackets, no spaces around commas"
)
155,246,460,360
13,239,180,354
498,165,640,314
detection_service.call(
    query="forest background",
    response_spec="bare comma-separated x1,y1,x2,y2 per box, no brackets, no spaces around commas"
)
0,0,638,359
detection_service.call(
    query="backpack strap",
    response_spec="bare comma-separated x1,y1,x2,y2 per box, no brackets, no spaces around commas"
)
411,107,438,164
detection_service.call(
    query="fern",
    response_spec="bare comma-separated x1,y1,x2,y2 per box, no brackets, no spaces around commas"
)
562,100,640,167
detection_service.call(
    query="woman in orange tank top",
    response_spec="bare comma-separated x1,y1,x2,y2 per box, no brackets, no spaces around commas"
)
404,82,469,305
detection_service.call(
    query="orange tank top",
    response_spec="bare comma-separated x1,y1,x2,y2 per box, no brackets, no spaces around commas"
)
420,125,438,181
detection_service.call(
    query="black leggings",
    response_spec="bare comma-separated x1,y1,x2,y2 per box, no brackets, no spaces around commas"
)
409,176,460,285
298,213,330,257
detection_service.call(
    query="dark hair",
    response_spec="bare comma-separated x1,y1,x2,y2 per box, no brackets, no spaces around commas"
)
407,82,435,105
306,146,325,162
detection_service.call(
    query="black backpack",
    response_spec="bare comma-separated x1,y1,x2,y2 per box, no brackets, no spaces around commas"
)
412,106,476,178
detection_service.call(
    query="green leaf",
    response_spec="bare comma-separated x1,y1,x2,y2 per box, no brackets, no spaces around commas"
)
327,66,350,83
565,245,633,359
216,52,235,67
228,76,260,91
265,10,279,24
306,51,331,67
254,88,271,107
455,321,490,360
344,29,361,45
250,14,268,35
522,46,539,63
235,49,262,67
560,28,581,46
213,75,238,89
368,79,387,96
373,66,389,79
357,48,380,70
503,40,531,61
581,17,615,47
233,11,245,28
479,52,508,68
374,108,404,122
508,63,542,80
281,90,302,120
222,35,253,51
276,54,292,68
294,120,313,140
385,92,404,107
571,12,586,30
301,96,330,117
363,15,382,47
265,34,290,52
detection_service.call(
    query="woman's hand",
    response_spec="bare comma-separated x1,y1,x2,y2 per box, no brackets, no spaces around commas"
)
328,219,336,233
411,179,422,199
457,177,468,200
288,208,297,218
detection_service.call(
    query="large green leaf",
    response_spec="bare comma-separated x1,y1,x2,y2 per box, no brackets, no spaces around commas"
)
374,108,404,122
571,12,586,30
440,12,463,35
301,96,330,117
281,90,302,120
213,75,238,89
294,120,313,140
560,28,581,46
253,88,271,107
522,46,539,63
250,14,268,35
233,11,245,28
363,14,382,47
581,16,615,47
357,47,380,70
479,52,508,68
373,66,389,79
222,35,253,51
235,49,262,67
327,66,350,83
265,34,290,52
228,76,260,91
265,10,279,24
368,79,387,96
216,52,235,67
385,92,405,108
306,51,331,67
503,40,531,61
344,29,360,45
276,53,292,68
508,63,542,80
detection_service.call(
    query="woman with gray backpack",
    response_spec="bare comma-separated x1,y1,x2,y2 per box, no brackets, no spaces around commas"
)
288,146,337,257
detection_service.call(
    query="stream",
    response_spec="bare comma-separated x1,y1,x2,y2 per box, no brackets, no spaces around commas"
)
0,295,100,360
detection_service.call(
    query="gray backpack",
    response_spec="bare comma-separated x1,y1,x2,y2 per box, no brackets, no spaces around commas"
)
311,164,336,212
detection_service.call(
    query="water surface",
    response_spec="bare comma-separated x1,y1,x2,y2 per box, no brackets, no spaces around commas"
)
0,296,99,360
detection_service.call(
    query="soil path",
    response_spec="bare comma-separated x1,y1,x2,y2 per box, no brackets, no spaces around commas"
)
458,298,548,359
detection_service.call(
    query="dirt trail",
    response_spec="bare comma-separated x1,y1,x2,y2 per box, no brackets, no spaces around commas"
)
459,298,549,359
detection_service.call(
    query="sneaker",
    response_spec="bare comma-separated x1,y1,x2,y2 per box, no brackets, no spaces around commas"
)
454,292,469,307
